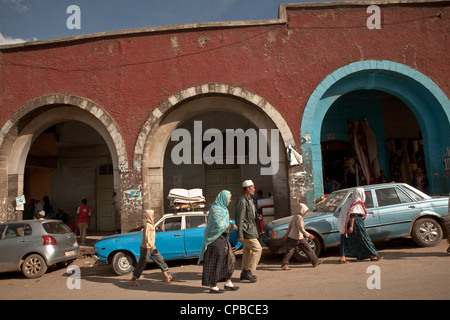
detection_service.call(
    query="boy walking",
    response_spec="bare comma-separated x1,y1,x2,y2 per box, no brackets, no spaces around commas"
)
131,210,172,285
281,203,323,270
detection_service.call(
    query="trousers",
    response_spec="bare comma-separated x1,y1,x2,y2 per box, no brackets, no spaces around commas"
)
282,238,319,266
133,247,169,279
242,238,262,272
78,223,88,245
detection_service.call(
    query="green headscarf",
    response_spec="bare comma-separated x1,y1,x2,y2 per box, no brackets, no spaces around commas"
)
198,190,231,263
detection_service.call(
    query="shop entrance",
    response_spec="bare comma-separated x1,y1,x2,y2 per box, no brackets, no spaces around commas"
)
23,121,115,231
301,60,450,208
139,85,294,226
163,110,275,218
321,141,351,193
321,90,425,193
204,164,241,219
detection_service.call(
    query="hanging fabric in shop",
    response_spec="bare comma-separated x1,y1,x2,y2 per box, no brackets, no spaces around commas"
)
364,118,381,182
348,119,377,185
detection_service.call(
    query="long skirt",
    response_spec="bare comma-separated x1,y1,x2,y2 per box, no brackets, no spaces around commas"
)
340,215,379,260
202,234,235,287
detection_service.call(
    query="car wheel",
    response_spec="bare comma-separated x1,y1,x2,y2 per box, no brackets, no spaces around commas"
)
293,235,322,262
411,218,443,247
112,251,136,276
22,254,48,279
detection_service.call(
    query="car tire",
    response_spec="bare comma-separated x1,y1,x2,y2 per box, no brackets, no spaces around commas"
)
411,217,443,247
22,254,48,279
112,251,136,276
293,234,322,262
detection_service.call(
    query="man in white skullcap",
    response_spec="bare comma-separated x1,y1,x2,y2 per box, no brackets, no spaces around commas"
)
235,180,262,282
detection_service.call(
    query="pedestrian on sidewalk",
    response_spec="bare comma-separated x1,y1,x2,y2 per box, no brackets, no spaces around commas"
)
199,190,239,293
131,209,172,286
281,203,323,270
338,187,382,263
236,180,262,283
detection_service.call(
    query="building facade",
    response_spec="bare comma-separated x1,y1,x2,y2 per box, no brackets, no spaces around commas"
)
0,0,449,232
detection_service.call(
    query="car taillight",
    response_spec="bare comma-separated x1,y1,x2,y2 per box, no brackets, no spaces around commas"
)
42,235,57,245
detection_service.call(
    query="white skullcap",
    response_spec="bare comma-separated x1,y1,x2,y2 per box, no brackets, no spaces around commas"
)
242,180,254,188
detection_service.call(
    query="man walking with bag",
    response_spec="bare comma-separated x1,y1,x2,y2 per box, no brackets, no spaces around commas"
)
236,180,262,283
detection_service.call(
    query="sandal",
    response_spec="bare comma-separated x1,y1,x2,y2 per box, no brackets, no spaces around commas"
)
281,264,291,270
164,271,173,282
313,259,324,267
164,274,173,282
130,280,139,286
370,256,383,262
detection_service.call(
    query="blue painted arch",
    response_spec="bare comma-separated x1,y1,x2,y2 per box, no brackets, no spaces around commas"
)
301,60,450,208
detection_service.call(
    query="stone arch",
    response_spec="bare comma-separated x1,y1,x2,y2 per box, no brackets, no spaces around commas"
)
134,83,301,222
134,84,294,167
0,94,127,221
301,60,450,207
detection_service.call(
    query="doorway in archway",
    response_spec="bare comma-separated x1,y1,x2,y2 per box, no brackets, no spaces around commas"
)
24,121,115,231
163,111,275,219
321,90,424,192
301,61,450,208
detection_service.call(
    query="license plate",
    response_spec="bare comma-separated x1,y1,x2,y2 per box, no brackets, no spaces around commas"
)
65,250,76,257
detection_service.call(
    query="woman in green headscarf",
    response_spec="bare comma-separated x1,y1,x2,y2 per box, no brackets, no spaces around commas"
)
199,190,239,293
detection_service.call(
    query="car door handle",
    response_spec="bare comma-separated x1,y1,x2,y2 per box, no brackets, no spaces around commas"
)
18,240,29,243
173,233,181,237
408,205,416,209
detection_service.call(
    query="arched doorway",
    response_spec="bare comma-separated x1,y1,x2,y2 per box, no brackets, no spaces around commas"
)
136,84,297,225
163,110,276,219
301,61,450,208
321,90,424,192
0,94,126,230
24,121,116,231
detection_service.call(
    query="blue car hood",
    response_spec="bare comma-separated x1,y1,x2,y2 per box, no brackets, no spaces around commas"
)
304,211,329,220
96,231,141,243
267,216,292,229
267,211,329,230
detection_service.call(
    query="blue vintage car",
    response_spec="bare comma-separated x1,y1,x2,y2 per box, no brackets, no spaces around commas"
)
95,211,241,275
262,183,450,262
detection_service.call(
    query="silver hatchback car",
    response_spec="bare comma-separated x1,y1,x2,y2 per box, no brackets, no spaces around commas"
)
0,220,79,278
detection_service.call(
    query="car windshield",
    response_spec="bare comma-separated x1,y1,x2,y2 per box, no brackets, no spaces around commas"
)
42,221,72,234
315,191,348,213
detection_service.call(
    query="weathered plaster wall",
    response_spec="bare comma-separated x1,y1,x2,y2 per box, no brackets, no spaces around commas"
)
0,0,448,228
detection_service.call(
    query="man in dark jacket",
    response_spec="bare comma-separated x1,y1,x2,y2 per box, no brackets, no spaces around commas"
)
235,180,262,282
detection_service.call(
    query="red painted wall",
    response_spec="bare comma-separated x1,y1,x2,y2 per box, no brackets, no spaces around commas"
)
1,2,449,166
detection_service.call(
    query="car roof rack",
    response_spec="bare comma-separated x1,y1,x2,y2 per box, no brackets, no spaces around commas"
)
167,188,208,215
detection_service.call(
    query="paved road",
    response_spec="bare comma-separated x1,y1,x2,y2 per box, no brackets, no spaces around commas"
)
1,238,449,301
